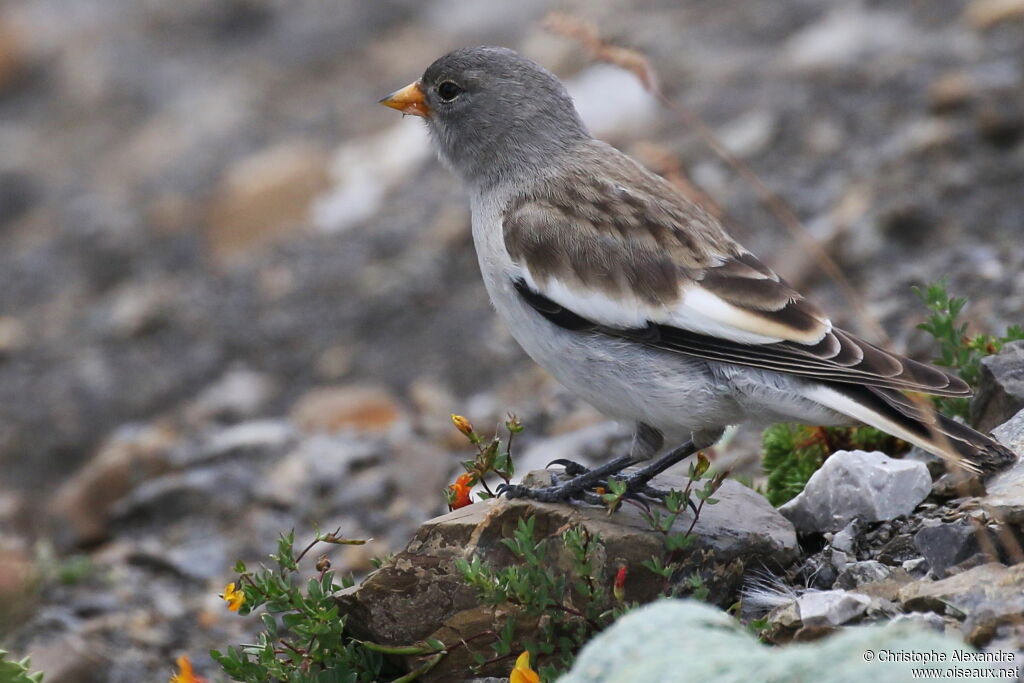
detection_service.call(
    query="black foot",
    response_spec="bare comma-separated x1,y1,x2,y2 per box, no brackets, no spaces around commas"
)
497,455,634,503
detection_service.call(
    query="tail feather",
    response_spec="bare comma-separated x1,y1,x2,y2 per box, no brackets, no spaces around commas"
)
803,384,1017,475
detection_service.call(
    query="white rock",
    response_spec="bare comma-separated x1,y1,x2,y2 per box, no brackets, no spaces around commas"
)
314,123,432,234
193,420,294,463
784,6,914,70
796,589,871,627
566,64,658,138
187,366,276,423
779,450,931,533
716,110,777,158
979,408,1024,522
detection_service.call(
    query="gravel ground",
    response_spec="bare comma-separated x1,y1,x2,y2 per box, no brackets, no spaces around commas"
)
0,0,1022,680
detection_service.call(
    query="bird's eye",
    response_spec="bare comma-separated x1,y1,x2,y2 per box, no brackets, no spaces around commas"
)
437,81,463,101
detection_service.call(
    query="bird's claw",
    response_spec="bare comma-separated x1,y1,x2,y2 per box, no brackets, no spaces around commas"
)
545,458,591,476
495,482,530,499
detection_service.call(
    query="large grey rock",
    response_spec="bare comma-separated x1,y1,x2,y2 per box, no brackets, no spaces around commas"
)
796,589,871,627
338,472,797,680
780,451,931,533
971,341,1024,433
979,409,1024,522
559,599,978,683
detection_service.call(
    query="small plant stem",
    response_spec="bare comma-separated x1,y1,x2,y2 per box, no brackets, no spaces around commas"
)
479,477,496,497
293,538,321,565
684,498,707,538
360,642,443,656
390,652,446,683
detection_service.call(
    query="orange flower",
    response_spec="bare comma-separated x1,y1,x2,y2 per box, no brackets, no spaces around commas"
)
220,582,245,612
510,650,540,683
170,655,208,683
447,473,474,510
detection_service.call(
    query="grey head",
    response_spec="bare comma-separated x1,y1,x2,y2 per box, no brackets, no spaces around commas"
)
380,46,590,187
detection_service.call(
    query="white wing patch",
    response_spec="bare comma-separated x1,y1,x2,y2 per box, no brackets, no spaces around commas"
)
518,267,831,346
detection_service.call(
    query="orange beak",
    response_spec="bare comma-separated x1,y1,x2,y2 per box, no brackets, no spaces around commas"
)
379,81,431,118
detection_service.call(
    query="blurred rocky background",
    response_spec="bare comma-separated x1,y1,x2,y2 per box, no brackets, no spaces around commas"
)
0,0,1023,680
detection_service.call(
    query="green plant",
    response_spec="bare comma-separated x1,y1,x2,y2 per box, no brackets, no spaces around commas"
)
456,517,633,681
636,454,724,595
913,280,1024,419
0,649,44,683
211,530,446,683
213,416,723,682
455,458,722,681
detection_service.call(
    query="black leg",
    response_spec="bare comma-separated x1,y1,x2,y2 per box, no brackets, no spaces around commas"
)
622,440,698,492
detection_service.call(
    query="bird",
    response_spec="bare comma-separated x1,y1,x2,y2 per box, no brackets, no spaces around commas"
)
379,46,1016,502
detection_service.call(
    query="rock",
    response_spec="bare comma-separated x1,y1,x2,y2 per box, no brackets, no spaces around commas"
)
835,560,891,590
876,532,920,566
559,599,976,683
979,409,1024,522
899,563,1024,645
890,611,949,634
850,569,916,604
716,110,777,158
972,341,1024,433
796,590,870,627
49,422,179,545
783,6,912,71
206,141,330,262
0,545,33,621
338,474,796,678
779,451,931,533
290,385,404,434
976,98,1024,149
914,520,993,578
0,17,29,95
931,468,987,499
903,446,946,480
25,632,108,683
255,433,380,507
186,419,294,465
0,316,29,357
313,123,432,234
965,0,1024,28
185,367,277,424
564,64,658,139
829,520,859,553
929,71,975,112
102,281,176,338
903,558,930,578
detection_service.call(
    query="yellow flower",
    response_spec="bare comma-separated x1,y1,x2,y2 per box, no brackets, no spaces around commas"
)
220,582,245,612
510,650,540,683
451,413,475,437
170,655,208,683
